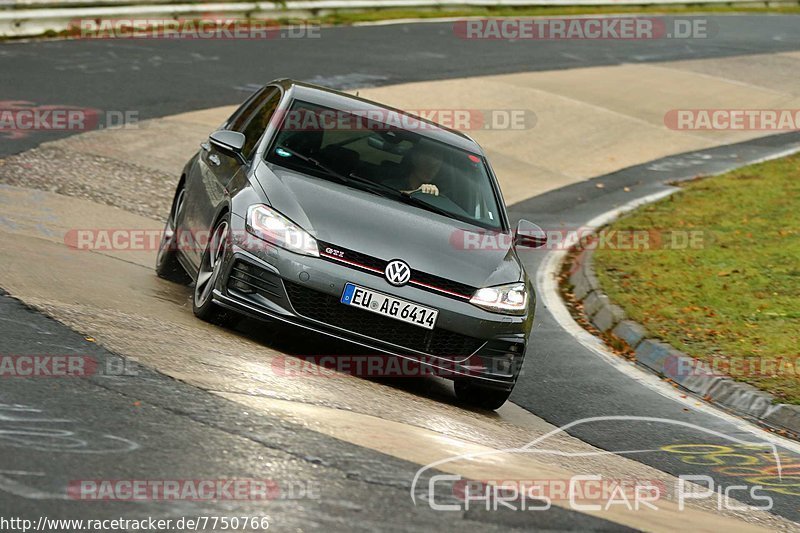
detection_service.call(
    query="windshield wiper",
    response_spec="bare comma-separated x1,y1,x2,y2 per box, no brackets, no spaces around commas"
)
398,191,456,219
346,172,404,198
347,172,455,220
275,145,350,185
276,146,455,220
276,147,401,201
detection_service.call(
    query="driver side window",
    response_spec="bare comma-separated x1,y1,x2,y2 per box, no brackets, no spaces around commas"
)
229,87,281,160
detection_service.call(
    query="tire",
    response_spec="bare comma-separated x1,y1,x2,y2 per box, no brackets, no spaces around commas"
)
192,216,230,322
454,379,513,410
155,183,191,283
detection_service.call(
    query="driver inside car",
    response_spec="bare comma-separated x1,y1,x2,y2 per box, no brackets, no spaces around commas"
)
391,142,444,197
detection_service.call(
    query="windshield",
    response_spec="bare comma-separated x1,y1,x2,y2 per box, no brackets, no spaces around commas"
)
265,99,504,231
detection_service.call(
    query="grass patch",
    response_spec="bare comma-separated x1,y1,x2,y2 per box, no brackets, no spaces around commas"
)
320,4,800,25
593,153,800,403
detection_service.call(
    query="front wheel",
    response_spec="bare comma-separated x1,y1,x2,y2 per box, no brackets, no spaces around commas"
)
192,217,229,322
454,380,513,410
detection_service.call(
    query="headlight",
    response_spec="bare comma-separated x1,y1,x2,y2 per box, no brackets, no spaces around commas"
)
469,282,528,315
246,204,319,257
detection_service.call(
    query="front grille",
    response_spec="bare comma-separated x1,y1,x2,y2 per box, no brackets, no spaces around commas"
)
317,240,477,300
411,271,475,298
284,281,485,359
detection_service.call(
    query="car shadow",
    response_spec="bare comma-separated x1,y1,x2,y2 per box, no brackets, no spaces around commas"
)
218,312,490,412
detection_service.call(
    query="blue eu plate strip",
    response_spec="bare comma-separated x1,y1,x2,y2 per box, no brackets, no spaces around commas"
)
341,283,356,304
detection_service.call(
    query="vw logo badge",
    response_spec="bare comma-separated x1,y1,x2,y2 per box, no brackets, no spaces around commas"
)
384,259,411,286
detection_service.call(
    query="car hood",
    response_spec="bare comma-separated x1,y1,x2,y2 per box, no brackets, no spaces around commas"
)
253,163,523,289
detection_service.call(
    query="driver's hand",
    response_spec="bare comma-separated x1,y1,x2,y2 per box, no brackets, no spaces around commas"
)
418,183,439,196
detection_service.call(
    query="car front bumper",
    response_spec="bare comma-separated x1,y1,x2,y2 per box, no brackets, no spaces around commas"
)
211,214,534,390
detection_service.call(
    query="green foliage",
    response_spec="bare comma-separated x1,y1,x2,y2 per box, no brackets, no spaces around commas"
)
594,153,800,402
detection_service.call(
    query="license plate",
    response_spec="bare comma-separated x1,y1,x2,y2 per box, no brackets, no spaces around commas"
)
340,283,438,330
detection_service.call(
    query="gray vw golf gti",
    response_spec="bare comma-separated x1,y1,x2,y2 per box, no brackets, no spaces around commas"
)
156,79,545,409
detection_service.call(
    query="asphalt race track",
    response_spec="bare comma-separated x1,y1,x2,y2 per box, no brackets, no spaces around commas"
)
3,15,800,157
2,14,800,531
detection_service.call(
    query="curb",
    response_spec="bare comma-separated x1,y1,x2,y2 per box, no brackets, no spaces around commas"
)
567,243,800,438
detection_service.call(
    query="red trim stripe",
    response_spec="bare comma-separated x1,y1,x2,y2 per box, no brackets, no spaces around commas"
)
321,251,472,300
409,279,471,300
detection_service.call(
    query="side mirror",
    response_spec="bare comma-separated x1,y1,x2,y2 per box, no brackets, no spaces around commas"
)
209,130,246,162
514,219,547,249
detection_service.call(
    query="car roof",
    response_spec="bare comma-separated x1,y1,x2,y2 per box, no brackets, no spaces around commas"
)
268,78,485,155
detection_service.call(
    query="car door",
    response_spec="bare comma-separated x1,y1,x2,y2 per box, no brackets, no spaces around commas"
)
182,86,282,267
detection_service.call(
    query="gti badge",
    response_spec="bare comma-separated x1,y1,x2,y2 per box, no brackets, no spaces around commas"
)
384,259,411,286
